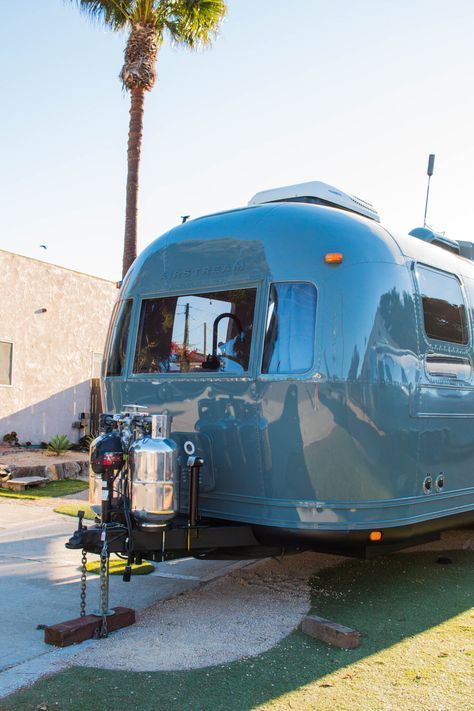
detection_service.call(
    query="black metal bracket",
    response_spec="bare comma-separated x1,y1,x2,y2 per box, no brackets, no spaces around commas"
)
187,456,204,528
66,518,261,560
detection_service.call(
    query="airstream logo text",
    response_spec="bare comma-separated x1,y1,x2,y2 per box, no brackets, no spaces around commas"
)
161,262,244,281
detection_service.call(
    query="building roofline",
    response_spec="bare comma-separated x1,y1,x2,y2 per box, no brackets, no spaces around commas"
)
0,248,115,285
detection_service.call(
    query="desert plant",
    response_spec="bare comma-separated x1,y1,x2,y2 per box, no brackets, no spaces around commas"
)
68,0,227,277
2,431,19,446
80,433,97,450
47,435,72,456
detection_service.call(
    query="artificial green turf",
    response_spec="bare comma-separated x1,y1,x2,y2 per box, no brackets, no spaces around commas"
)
0,479,88,499
85,557,155,576
54,503,96,520
2,548,473,710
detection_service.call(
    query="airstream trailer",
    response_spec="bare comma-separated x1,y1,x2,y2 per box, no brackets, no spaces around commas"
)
68,181,474,563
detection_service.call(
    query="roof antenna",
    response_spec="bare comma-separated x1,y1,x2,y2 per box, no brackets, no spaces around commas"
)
423,154,435,227
181,215,190,224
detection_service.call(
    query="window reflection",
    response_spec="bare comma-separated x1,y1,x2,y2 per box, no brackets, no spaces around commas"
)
134,289,256,374
416,266,468,345
262,282,317,374
106,300,132,377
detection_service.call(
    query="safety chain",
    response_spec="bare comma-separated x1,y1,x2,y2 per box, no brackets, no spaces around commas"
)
80,549,87,617
99,526,109,638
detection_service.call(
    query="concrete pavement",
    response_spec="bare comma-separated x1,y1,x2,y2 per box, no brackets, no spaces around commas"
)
0,498,251,698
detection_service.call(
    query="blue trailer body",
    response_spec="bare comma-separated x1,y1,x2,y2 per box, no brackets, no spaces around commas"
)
102,202,474,551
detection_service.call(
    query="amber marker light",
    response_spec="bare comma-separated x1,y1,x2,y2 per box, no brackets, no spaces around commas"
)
324,252,343,265
369,531,383,542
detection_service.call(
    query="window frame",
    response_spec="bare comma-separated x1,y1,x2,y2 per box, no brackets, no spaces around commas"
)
0,339,13,387
129,282,263,380
414,263,471,349
258,280,318,379
104,298,134,378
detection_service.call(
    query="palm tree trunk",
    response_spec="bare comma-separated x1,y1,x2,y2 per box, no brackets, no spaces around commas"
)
122,87,145,277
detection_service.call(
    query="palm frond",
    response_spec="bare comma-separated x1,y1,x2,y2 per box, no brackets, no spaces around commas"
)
70,1,226,43
130,0,165,24
164,0,226,49
69,0,132,29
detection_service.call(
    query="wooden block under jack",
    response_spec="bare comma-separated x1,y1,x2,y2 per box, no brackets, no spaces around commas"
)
302,614,360,649
44,607,136,647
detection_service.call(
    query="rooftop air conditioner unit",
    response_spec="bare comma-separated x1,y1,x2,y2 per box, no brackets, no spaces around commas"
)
249,180,380,222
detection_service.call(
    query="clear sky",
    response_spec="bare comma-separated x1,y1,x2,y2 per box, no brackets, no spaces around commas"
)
1,0,474,281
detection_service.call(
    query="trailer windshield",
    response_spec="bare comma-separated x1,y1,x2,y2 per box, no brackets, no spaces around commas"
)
133,288,257,374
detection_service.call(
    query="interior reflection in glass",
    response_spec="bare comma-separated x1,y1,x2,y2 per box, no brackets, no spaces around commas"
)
262,282,317,374
134,289,256,374
107,300,133,377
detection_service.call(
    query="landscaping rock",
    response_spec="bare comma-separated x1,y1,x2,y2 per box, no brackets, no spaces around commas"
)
42,467,55,482
45,463,63,481
0,457,88,484
0,464,15,478
8,465,46,479
0,465,12,481
63,461,81,479
45,460,88,480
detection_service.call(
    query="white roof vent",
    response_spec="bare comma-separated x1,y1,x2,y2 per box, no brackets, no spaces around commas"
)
249,180,380,223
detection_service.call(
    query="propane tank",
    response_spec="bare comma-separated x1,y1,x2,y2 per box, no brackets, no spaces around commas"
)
89,430,123,510
129,413,178,525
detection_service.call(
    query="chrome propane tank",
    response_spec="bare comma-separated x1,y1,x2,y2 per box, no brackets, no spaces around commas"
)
129,413,179,525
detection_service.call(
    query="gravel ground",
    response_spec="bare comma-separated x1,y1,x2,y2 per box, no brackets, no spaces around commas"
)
0,448,88,467
69,551,346,671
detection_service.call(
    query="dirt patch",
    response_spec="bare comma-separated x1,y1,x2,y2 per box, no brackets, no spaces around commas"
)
0,448,88,467
69,551,346,672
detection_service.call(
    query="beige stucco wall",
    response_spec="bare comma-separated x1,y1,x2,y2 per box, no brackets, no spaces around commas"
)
0,250,117,443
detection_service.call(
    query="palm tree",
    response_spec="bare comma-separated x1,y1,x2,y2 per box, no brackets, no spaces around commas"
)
70,1,227,277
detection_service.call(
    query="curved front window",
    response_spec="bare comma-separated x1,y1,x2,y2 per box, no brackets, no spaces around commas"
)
106,299,133,377
133,289,257,374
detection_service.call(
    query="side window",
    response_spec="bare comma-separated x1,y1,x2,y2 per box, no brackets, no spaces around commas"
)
262,282,317,374
133,289,257,374
462,276,474,333
106,300,133,376
0,341,13,385
416,265,468,345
